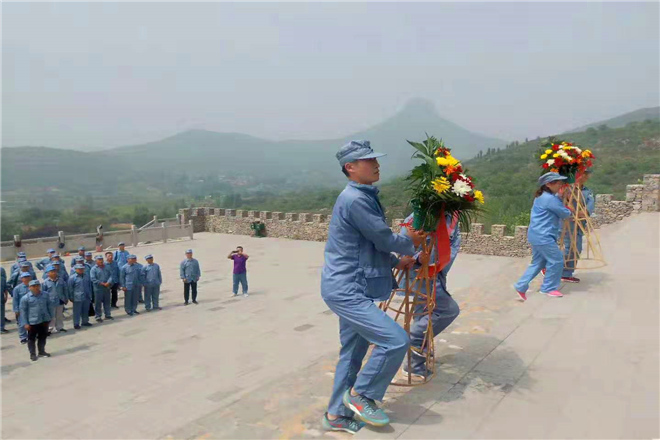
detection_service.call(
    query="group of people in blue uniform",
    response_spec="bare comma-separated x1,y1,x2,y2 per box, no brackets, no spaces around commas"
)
320,140,593,434
1,243,163,362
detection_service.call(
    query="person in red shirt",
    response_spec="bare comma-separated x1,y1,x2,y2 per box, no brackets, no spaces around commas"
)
227,247,249,297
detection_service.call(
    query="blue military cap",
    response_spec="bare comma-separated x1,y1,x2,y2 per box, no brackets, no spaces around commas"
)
18,256,27,262
118,242,125,246
46,264,56,272
128,254,137,259
20,271,32,278
78,246,85,251
95,255,104,260
85,251,93,257
47,248,56,254
75,256,84,261
17,252,27,257
145,254,153,260
538,172,568,187
185,249,193,254
74,264,85,270
336,140,386,167
29,279,41,287
52,261,61,266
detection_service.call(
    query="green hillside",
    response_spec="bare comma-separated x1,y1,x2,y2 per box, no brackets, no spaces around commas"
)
566,107,659,132
224,119,660,233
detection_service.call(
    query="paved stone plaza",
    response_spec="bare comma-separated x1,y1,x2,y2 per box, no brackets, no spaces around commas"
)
1,214,658,439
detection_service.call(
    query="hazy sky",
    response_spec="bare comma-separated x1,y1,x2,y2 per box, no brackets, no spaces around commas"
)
3,2,659,150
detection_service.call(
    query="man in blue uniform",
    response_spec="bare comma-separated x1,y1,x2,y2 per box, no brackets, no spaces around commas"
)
8,261,35,292
10,252,29,274
91,255,114,322
120,255,142,316
105,251,120,309
113,242,130,269
84,251,96,269
19,279,52,361
180,249,201,305
142,255,163,311
399,213,462,377
42,265,69,333
68,264,94,329
320,140,423,433
12,272,33,343
70,247,86,269
36,249,56,272
561,170,596,283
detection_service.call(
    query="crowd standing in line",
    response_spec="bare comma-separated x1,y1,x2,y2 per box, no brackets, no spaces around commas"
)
1,245,167,361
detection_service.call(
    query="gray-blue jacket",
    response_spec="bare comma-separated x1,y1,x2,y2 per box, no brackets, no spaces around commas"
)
113,250,130,268
42,277,69,307
106,260,120,285
142,263,162,286
180,259,201,283
67,272,93,302
90,264,114,293
12,284,30,312
19,292,52,326
119,263,142,290
321,181,415,302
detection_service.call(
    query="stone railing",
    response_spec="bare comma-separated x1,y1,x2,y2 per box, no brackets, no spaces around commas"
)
180,174,659,258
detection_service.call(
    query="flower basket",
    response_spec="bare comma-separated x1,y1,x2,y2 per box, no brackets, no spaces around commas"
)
538,138,594,178
405,135,484,233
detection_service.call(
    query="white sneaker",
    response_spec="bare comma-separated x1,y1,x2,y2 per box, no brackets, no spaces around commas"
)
243,293,249,298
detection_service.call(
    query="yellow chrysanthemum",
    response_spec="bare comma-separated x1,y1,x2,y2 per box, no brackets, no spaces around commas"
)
553,153,559,158
582,150,591,158
474,190,485,204
540,154,548,159
545,149,552,154
436,155,460,167
432,177,451,194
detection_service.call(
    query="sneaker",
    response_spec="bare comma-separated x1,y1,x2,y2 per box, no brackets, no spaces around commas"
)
133,311,139,315
106,316,115,320
20,339,27,344
96,318,103,323
30,354,38,362
38,352,51,357
82,323,93,327
74,325,81,330
184,302,189,306
321,413,364,435
0,329,8,334
232,293,238,297
58,328,67,332
540,290,564,298
516,290,527,301
562,276,580,283
243,294,249,298
342,390,389,427
401,362,428,379
192,300,198,304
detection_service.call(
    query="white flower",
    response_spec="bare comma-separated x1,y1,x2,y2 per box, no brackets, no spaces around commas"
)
452,179,471,197
546,159,555,165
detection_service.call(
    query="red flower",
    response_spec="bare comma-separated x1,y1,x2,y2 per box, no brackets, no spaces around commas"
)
552,144,560,151
543,163,550,169
554,158,562,166
464,194,475,202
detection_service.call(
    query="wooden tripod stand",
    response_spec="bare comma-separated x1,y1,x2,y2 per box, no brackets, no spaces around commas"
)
559,184,606,271
380,238,437,386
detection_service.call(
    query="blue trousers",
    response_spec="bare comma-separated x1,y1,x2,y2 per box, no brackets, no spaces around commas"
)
232,273,248,294
407,280,460,372
72,300,91,326
325,295,410,417
138,285,144,302
124,288,136,314
16,312,27,341
563,231,583,277
94,288,112,319
515,243,563,293
144,285,160,310
1,300,5,331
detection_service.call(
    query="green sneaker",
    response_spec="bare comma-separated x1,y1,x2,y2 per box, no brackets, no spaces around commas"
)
342,389,390,427
321,413,364,434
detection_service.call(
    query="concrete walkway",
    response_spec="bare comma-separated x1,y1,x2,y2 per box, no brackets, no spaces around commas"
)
1,214,657,439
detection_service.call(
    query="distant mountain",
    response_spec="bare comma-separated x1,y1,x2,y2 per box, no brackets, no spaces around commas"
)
98,98,505,179
566,107,660,133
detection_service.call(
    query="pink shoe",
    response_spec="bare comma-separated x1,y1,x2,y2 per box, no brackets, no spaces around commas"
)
561,276,580,283
516,290,527,301
541,290,564,297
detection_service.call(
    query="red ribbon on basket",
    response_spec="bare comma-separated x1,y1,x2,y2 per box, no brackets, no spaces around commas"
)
400,209,457,278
